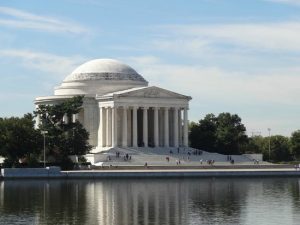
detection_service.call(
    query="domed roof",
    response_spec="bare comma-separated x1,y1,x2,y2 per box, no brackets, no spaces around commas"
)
64,59,147,83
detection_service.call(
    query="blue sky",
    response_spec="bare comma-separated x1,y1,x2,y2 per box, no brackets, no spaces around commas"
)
0,0,300,136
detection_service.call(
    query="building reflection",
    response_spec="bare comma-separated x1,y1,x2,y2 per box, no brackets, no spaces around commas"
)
83,178,248,225
0,180,89,225
0,178,262,225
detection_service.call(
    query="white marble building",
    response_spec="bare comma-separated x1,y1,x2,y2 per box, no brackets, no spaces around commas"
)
35,59,191,152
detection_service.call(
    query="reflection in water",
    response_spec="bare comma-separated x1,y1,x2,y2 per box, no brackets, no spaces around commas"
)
0,178,300,225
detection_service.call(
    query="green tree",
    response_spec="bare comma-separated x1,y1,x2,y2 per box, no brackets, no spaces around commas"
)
291,130,300,159
0,114,42,167
189,114,217,151
189,112,248,154
34,96,91,165
269,135,291,162
215,113,248,155
242,135,265,154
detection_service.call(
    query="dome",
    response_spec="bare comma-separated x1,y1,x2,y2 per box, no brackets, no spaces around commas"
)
55,58,148,96
64,59,147,83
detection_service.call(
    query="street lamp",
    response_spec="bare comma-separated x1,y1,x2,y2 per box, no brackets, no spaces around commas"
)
268,128,271,161
41,131,48,168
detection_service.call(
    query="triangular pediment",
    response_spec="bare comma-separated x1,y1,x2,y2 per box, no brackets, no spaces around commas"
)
116,86,191,99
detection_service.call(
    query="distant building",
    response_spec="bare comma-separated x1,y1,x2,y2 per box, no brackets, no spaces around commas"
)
35,59,191,153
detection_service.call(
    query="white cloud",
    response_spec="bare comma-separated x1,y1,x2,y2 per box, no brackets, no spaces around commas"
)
0,49,86,77
158,22,300,52
128,56,300,107
0,6,89,34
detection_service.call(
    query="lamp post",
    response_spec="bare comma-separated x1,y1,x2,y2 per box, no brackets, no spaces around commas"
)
268,128,271,161
41,131,48,168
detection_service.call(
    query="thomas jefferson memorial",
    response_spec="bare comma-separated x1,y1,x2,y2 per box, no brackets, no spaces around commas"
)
35,59,191,153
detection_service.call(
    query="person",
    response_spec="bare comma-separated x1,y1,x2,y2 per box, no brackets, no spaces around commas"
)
144,162,148,167
200,159,203,164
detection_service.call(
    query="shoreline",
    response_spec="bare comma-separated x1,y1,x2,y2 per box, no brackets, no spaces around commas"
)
1,166,300,179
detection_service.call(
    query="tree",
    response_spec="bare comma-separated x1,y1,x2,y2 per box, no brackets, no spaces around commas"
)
189,114,217,151
189,112,248,155
291,130,300,159
242,135,265,154
34,96,91,164
215,113,248,155
0,114,42,167
269,135,291,162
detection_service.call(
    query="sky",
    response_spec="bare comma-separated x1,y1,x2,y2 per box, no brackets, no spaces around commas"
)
0,0,300,137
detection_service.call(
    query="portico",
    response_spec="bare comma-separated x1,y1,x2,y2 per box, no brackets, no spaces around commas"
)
96,86,191,150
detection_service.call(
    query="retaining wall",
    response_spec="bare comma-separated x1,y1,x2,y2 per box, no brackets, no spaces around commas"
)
1,167,63,178
1,167,300,179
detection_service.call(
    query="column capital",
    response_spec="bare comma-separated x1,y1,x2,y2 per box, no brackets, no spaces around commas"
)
142,106,149,110
132,105,138,110
122,105,129,109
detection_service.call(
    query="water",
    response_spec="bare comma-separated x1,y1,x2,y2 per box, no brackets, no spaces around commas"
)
0,178,300,225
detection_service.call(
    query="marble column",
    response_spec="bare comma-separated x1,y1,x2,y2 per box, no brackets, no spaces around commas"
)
122,106,128,147
183,107,189,147
132,106,138,147
173,107,179,147
112,106,117,147
106,107,112,147
63,113,69,124
178,109,182,146
72,113,79,123
98,106,105,147
143,107,148,147
35,105,40,129
164,107,169,147
154,107,159,147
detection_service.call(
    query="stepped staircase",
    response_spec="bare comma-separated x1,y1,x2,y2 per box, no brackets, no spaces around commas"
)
87,147,254,166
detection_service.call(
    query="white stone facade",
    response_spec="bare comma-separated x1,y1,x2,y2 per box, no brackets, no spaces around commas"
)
35,59,191,152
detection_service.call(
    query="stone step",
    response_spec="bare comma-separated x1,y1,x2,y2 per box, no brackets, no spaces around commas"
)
89,146,254,164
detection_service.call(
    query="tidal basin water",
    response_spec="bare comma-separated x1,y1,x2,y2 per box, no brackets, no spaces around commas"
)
1,178,300,225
